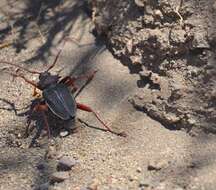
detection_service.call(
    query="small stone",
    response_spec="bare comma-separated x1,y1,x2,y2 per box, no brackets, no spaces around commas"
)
128,175,138,181
155,182,166,190
17,133,22,139
51,171,69,183
174,187,184,190
60,130,69,137
37,163,46,170
147,160,168,171
87,178,99,190
136,167,142,173
134,0,145,7
34,182,49,190
139,178,151,187
57,156,78,171
154,9,163,19
187,118,196,125
192,32,210,49
126,39,134,54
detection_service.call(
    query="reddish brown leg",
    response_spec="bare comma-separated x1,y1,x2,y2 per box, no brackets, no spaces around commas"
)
33,103,50,138
59,76,78,92
60,70,97,86
28,103,51,138
60,70,97,93
73,70,98,82
41,111,51,138
77,103,126,137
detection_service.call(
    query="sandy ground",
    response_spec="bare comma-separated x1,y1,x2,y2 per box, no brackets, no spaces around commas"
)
0,1,216,190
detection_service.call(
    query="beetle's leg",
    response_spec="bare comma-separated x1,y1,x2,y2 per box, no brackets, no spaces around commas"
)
74,70,98,82
41,111,50,138
60,70,98,95
60,70,97,86
29,122,44,148
25,102,45,137
76,103,126,137
59,76,78,92
25,111,33,137
33,103,51,138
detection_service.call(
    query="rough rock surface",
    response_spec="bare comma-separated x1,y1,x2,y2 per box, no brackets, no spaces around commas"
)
91,0,216,132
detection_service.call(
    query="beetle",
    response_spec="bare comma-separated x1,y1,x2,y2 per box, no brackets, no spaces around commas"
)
0,39,126,146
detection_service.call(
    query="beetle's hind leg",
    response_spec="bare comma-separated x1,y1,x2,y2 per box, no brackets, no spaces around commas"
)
76,102,126,137
59,70,98,95
27,102,51,147
29,122,44,148
59,76,78,93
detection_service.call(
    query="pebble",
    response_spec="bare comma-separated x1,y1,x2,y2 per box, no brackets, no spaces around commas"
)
60,130,69,137
87,178,99,190
139,178,151,187
128,175,138,181
57,156,78,171
147,160,168,171
174,187,184,190
51,171,70,183
37,163,46,170
136,167,142,173
134,0,145,7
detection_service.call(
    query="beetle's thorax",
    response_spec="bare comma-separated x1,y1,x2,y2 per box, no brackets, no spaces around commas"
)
38,71,60,90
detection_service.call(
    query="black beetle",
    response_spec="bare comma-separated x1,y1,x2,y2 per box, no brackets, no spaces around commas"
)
0,41,126,146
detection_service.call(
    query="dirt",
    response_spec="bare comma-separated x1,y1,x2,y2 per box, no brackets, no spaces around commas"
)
91,0,216,132
0,0,216,190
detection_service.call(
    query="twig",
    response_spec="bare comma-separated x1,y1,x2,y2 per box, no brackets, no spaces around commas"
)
174,0,184,25
0,41,13,49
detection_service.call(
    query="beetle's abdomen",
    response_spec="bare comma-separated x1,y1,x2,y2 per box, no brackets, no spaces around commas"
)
43,83,77,120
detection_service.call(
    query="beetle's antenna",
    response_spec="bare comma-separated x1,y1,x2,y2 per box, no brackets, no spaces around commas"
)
46,37,80,72
0,60,41,74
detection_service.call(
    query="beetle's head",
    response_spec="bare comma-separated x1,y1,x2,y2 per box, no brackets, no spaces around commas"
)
38,71,60,89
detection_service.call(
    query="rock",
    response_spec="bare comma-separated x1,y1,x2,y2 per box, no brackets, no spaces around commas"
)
128,175,138,181
139,178,152,187
37,163,46,170
147,160,168,171
154,9,163,20
57,156,78,171
192,31,210,49
87,178,99,190
134,0,146,7
136,167,142,173
60,130,69,137
51,171,70,183
174,187,184,190
34,183,49,190
155,182,166,190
